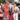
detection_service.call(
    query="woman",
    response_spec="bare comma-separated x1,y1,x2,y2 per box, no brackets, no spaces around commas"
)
9,10,14,20
12,2,19,20
4,1,9,20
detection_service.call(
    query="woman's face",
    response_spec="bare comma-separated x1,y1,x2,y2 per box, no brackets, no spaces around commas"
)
14,4,16,6
6,1,9,5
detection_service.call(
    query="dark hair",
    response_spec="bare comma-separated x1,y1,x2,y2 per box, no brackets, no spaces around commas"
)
2,2,4,4
9,1,12,3
14,2,17,4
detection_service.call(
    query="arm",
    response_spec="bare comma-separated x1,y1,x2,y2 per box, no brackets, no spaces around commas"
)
16,7,19,13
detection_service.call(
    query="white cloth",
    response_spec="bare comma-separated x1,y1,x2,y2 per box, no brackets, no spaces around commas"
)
0,14,3,17
9,3,13,11
12,6,19,13
13,13,18,20
9,3,13,9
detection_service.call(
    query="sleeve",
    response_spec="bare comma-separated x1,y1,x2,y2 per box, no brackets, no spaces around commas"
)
16,7,19,12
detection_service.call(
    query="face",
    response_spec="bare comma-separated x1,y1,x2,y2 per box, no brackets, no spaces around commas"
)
14,4,16,6
13,2,16,6
6,1,9,5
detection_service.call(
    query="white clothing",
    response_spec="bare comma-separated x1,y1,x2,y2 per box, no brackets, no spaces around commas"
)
12,6,19,13
13,6,19,20
9,3,13,9
0,14,3,17
13,13,18,20
0,5,3,12
9,3,13,11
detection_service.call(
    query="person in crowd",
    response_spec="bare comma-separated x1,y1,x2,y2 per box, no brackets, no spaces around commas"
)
0,5,3,20
1,2,5,12
9,10,14,20
0,12,3,20
1,2,4,7
3,1,9,20
9,1,14,20
9,1,13,15
12,2,19,20
9,1,13,11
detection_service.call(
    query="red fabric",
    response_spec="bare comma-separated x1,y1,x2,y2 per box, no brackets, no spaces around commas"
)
4,5,9,16
4,12,9,16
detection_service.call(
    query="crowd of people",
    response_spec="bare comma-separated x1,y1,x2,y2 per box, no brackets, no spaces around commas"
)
0,1,19,20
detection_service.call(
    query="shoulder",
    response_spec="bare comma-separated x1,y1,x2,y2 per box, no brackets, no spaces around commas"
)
16,6,19,11
16,6,19,9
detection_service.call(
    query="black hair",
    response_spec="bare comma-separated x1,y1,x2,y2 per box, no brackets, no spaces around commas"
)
14,2,17,4
9,1,12,3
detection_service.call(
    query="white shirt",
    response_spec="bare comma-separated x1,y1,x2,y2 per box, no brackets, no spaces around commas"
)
12,6,19,13
13,13,18,20
9,3,13,11
13,6,19,20
9,3,13,9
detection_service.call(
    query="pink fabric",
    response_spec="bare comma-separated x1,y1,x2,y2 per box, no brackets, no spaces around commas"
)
4,12,9,16
10,15,13,20
4,5,9,16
